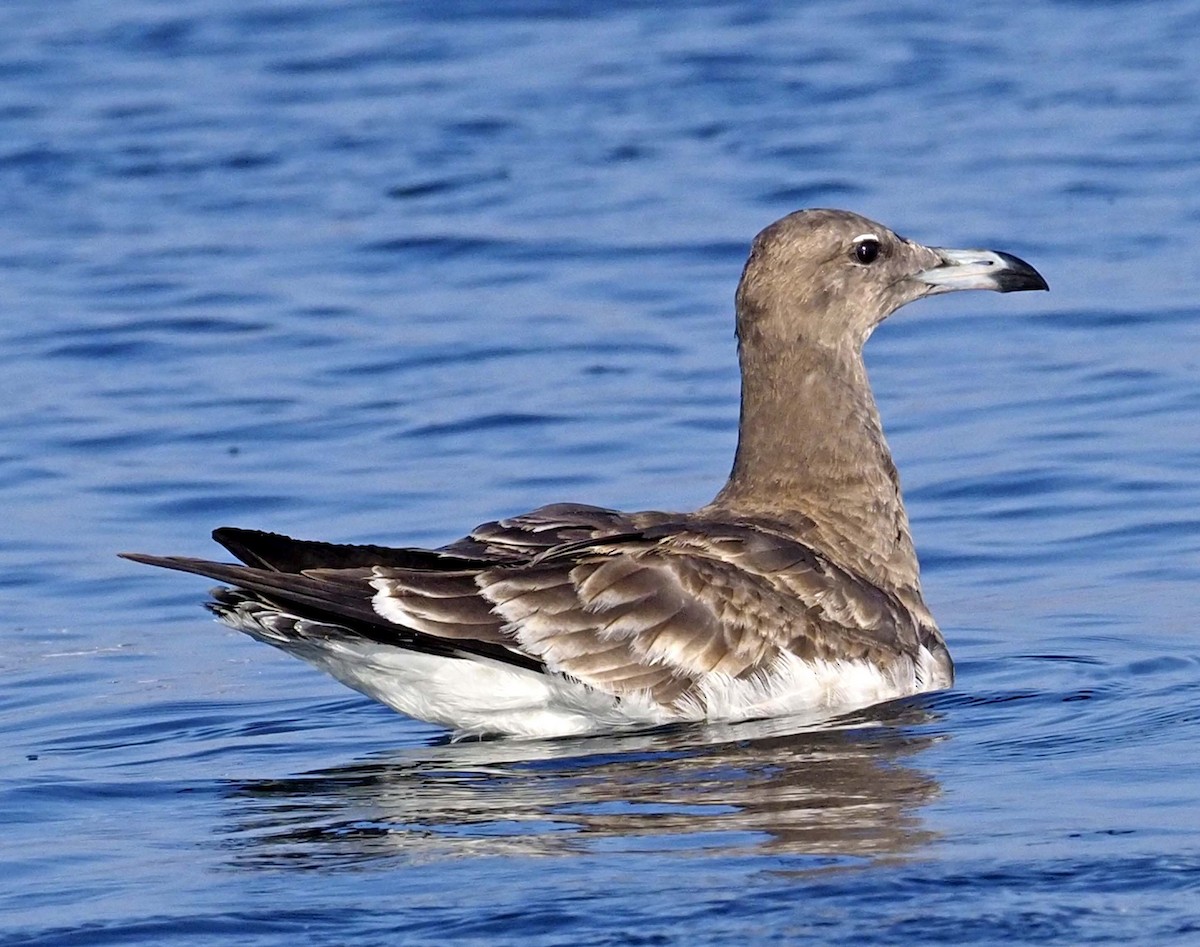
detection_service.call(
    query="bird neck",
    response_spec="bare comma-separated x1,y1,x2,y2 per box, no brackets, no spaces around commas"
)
706,337,922,593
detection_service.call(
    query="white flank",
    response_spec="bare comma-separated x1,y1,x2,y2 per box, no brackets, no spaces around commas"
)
220,604,947,740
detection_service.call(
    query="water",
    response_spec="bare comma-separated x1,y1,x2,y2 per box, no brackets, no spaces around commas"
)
3,0,1199,942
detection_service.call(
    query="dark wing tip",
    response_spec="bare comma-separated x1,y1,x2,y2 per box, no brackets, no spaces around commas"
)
212,526,280,545
121,549,275,588
211,527,313,570
119,551,175,567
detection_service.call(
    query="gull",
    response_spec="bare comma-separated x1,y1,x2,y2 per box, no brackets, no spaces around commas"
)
123,209,1047,739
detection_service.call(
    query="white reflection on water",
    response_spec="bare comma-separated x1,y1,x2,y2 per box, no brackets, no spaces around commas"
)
220,699,944,868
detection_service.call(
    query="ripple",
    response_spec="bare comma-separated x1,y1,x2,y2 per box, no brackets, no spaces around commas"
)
216,708,945,869
4,0,1200,942
404,412,571,438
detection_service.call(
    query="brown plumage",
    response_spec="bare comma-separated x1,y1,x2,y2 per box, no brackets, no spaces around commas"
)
122,209,1047,738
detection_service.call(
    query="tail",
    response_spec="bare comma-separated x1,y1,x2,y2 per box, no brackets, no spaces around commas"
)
118,537,542,671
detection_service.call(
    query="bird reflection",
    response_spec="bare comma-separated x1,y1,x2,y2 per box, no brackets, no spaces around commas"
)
220,698,945,870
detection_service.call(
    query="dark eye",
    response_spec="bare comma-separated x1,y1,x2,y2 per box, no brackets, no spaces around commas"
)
855,237,881,265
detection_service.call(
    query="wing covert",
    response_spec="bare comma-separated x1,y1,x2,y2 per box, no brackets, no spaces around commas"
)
373,519,922,710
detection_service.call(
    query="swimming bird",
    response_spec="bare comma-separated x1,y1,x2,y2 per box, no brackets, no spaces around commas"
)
123,209,1047,739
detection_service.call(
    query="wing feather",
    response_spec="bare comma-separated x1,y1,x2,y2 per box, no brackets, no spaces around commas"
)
130,504,928,715
484,522,918,706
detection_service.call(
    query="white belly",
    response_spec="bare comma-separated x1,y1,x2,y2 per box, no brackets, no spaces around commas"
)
221,608,947,740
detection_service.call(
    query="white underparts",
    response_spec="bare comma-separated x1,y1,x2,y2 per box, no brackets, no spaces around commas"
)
217,600,948,740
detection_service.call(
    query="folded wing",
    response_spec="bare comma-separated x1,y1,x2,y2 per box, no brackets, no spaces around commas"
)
123,504,923,712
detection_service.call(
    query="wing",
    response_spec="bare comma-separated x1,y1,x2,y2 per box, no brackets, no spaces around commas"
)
207,503,655,570
125,505,925,711
372,520,923,709
119,503,659,669
439,502,671,561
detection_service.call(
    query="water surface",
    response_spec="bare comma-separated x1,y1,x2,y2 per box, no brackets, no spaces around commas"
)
3,1,1200,943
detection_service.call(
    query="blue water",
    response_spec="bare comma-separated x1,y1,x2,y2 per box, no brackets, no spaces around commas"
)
3,0,1200,943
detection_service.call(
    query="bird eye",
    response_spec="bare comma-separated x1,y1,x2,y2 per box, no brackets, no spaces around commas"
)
854,237,881,265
